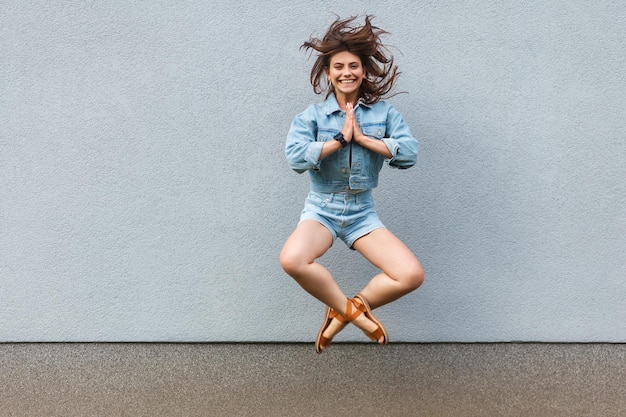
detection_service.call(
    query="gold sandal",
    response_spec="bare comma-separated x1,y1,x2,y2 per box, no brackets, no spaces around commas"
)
315,306,349,353
351,294,389,344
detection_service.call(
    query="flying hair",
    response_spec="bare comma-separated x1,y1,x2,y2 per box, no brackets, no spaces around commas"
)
301,15,402,105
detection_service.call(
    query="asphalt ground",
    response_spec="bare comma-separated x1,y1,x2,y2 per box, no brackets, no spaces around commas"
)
1,343,625,416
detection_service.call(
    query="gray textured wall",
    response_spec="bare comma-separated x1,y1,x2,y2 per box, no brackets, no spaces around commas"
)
1,1,625,342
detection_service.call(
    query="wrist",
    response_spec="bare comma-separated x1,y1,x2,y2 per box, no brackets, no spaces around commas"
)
353,133,366,144
333,132,348,148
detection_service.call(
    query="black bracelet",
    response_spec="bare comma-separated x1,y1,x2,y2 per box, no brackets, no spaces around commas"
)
333,132,348,148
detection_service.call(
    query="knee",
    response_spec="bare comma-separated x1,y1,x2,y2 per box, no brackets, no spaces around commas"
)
279,247,304,277
403,262,424,292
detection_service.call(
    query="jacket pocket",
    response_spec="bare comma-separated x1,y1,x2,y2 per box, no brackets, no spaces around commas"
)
362,122,386,139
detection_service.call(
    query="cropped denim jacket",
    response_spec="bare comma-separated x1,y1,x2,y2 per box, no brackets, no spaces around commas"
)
285,94,418,192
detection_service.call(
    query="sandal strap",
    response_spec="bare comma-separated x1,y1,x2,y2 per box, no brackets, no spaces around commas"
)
344,298,366,322
325,297,370,326
329,308,349,324
317,335,332,351
366,326,385,342
353,294,389,345
350,297,368,316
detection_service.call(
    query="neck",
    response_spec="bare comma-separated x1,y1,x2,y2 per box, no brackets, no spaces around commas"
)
335,92,359,110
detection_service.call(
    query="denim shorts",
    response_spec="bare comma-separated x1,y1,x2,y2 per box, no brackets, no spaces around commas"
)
299,189,385,248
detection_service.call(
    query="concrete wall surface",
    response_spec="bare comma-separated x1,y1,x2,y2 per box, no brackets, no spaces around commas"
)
1,1,625,342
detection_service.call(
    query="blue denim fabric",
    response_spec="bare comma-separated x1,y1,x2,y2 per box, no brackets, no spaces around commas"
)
299,189,385,248
285,94,418,192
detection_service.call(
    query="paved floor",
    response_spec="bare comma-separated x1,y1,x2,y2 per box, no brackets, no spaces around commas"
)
1,343,625,416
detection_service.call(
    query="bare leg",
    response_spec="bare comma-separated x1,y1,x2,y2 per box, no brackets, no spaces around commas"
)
280,220,382,342
280,220,346,309
352,228,424,310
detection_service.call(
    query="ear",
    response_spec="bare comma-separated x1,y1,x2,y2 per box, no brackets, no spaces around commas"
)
325,69,332,87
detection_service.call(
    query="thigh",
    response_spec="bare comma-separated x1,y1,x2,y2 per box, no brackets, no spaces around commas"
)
352,228,421,279
282,220,334,263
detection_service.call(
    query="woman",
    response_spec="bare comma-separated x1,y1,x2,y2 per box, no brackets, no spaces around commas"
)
280,16,424,353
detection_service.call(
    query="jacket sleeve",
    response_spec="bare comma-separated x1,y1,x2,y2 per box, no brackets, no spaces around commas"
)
382,106,418,169
285,108,324,173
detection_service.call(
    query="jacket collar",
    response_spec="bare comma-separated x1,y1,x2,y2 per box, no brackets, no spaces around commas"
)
325,93,372,115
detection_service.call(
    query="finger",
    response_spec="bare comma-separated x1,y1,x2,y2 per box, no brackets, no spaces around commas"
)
342,117,353,140
344,112,353,127
343,114,352,127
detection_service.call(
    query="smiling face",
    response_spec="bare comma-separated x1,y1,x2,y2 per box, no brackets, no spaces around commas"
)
326,51,366,104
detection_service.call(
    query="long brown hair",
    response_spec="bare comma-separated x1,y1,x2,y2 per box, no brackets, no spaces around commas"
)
301,15,401,105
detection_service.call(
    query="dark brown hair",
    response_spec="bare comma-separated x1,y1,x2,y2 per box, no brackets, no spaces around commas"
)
301,15,401,105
